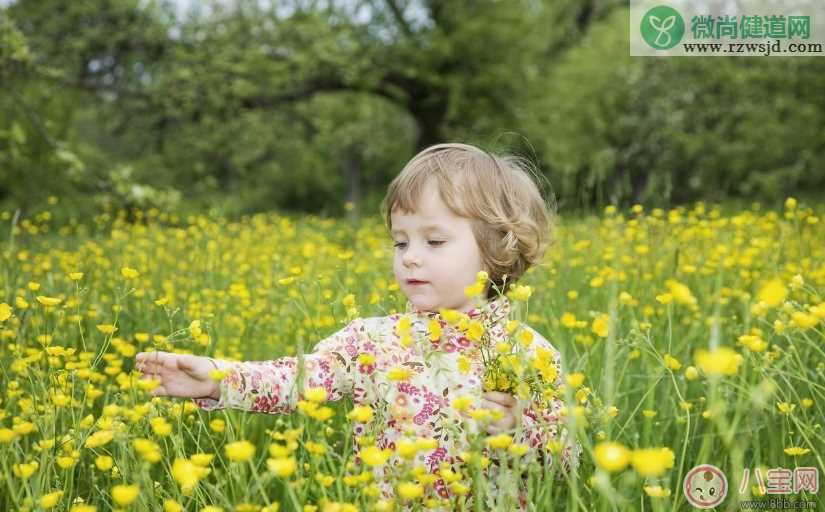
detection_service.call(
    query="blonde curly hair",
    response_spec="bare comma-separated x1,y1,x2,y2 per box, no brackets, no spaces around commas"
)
381,143,556,299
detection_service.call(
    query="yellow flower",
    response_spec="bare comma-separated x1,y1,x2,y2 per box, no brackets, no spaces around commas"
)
485,434,513,450
791,311,819,329
346,405,374,423
464,282,484,297
457,355,470,374
397,482,424,500
210,419,225,433
784,447,810,456
593,442,630,473
591,314,609,338
191,453,215,466
642,410,657,418
785,197,797,209
757,279,787,308
395,316,412,336
631,447,675,477
439,309,463,325
663,354,682,371
225,441,256,462
427,318,441,342
304,442,326,456
518,329,534,348
396,438,418,459
451,396,474,412
163,500,183,512
561,313,577,328
737,334,767,353
171,458,209,493
132,438,162,463
111,484,140,506
70,505,97,512
202,370,222,382
801,398,813,408
68,272,84,280
777,402,795,415
666,280,697,307
13,460,39,478
150,417,172,436
695,347,742,376
96,324,118,335
0,303,11,322
137,378,161,391
84,430,114,449
121,266,140,279
466,320,484,342
95,455,114,471
387,367,412,381
511,285,532,301
655,293,673,305
36,296,62,307
684,366,699,380
305,387,328,403
644,485,671,497
41,490,64,508
566,373,585,388
357,353,375,366
361,446,392,466
267,457,296,477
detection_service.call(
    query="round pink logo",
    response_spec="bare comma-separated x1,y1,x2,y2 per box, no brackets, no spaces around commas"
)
684,464,728,509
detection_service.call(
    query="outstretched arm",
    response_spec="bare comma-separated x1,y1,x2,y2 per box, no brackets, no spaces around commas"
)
135,318,365,414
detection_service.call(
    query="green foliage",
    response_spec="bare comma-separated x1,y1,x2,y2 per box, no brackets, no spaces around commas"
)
529,7,825,209
1,1,823,218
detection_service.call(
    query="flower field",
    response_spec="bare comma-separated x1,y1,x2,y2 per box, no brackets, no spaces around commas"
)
0,200,822,511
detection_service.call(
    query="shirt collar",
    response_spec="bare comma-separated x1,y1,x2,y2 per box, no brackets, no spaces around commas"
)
404,295,512,334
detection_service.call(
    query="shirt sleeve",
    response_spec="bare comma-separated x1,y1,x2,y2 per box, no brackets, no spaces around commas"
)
514,330,582,478
192,318,364,414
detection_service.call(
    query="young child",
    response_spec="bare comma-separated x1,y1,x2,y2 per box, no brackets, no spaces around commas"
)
135,143,581,508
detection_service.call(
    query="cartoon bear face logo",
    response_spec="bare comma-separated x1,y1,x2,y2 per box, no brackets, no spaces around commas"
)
684,464,728,509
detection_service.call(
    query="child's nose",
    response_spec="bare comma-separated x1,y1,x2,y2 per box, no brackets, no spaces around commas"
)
402,246,422,267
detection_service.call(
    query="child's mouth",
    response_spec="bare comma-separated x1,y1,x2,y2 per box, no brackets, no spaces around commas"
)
407,279,429,286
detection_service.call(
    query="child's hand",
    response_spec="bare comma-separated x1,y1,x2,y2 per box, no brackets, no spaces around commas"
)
478,391,518,435
135,351,220,400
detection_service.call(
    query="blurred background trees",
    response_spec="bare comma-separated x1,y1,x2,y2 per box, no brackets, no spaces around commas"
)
1,0,823,220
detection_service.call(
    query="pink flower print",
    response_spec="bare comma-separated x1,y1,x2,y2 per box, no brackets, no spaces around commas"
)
252,394,277,412
397,383,420,395
358,363,376,375
414,404,434,425
434,478,451,499
426,447,447,470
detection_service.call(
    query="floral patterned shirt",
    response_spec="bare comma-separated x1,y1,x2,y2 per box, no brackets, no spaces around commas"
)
194,295,581,507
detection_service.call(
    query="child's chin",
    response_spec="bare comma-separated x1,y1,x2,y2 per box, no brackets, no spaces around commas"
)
408,296,439,312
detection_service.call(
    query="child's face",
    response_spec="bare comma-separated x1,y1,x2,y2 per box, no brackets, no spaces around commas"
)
390,178,486,313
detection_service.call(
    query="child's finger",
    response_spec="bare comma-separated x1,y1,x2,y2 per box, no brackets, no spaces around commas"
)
480,399,511,414
483,391,516,407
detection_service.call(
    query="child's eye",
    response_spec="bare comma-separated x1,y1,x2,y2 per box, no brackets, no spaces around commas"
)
428,240,445,247
393,242,407,249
